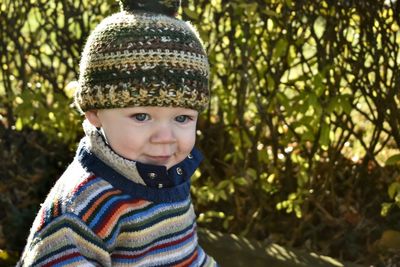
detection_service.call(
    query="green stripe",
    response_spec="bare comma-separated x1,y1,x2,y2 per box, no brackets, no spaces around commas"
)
36,214,106,250
118,202,192,232
84,66,208,84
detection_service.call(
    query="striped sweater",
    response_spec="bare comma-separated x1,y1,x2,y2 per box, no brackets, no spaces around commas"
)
18,123,217,267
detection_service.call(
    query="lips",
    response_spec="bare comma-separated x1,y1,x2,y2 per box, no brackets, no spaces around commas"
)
146,155,172,165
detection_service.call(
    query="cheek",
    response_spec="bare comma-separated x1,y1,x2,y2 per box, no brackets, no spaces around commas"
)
105,127,143,158
179,129,197,153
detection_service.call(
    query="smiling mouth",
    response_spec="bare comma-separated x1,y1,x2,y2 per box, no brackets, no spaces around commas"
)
146,155,172,164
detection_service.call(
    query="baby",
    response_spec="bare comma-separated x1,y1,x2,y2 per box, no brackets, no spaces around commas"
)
18,0,218,266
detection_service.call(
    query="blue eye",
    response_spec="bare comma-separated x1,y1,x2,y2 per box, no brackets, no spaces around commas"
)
132,113,149,121
175,115,191,123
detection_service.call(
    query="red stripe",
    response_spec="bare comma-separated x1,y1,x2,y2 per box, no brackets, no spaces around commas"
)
53,199,59,217
113,229,195,259
71,174,97,195
37,209,46,231
175,249,198,267
83,189,122,222
42,252,81,267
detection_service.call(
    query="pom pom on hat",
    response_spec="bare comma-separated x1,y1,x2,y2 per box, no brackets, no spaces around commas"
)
119,0,181,17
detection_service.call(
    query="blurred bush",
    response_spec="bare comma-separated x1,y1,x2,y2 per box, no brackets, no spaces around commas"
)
0,123,74,251
1,0,400,265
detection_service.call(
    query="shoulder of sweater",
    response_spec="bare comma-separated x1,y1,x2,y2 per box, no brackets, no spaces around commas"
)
47,159,125,214
46,159,157,220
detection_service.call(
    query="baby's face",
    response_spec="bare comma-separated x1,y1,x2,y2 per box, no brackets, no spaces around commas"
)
85,106,198,169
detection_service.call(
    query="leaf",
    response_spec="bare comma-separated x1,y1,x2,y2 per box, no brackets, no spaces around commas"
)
273,39,288,59
319,122,330,149
381,202,393,217
15,118,23,131
388,182,400,199
386,154,400,165
0,250,10,261
340,96,353,115
239,3,258,14
183,8,198,20
235,177,248,186
263,9,279,17
217,180,231,189
312,74,325,97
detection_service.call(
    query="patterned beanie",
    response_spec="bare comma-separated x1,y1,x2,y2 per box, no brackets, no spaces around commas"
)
75,0,209,112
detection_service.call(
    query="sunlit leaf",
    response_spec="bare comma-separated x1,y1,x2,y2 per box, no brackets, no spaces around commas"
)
386,154,400,166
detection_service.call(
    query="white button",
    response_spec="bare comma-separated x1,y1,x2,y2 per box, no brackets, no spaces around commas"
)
176,167,183,175
158,183,163,188
148,172,157,179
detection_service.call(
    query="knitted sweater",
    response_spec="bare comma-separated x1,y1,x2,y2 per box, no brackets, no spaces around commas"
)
18,123,217,267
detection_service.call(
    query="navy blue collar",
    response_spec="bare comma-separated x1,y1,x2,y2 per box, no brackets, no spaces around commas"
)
76,140,203,203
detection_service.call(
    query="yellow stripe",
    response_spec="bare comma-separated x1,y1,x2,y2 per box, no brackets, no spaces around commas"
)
117,211,195,246
90,51,209,72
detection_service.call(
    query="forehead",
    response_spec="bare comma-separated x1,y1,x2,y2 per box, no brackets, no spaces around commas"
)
106,106,198,115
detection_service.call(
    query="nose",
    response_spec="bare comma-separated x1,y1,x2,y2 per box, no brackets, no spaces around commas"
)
150,124,176,144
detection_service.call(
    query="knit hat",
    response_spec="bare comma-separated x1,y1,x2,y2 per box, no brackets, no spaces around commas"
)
75,0,209,112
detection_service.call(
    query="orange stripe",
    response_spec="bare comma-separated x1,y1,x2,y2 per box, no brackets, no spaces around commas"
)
97,199,148,238
82,190,121,222
175,250,198,267
53,199,59,217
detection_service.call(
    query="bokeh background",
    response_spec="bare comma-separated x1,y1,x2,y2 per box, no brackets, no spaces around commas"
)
1,0,400,265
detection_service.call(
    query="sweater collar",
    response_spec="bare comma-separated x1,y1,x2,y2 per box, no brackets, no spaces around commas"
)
79,120,203,189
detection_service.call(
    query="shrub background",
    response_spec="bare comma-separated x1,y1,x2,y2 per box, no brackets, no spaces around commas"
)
1,0,400,265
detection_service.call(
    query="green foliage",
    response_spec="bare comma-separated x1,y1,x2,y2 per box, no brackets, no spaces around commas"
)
186,0,400,264
0,0,119,143
1,0,400,265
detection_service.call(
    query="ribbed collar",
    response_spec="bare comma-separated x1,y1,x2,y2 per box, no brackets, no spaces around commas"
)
76,120,203,203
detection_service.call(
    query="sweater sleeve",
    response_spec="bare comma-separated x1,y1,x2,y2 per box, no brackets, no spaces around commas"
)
18,213,112,267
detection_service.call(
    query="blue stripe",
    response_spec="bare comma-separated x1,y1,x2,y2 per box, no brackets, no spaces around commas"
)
75,177,102,195
114,223,195,252
120,198,189,224
158,245,198,267
52,254,87,267
88,194,131,228
113,230,196,264
78,186,116,217
33,246,75,266
69,176,103,206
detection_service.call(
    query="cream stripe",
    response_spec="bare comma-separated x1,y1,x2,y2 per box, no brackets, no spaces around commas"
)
118,238,197,267
90,51,208,71
121,200,191,225
91,49,207,62
116,223,195,256
74,183,114,215
62,261,96,267
89,55,208,73
117,210,196,247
